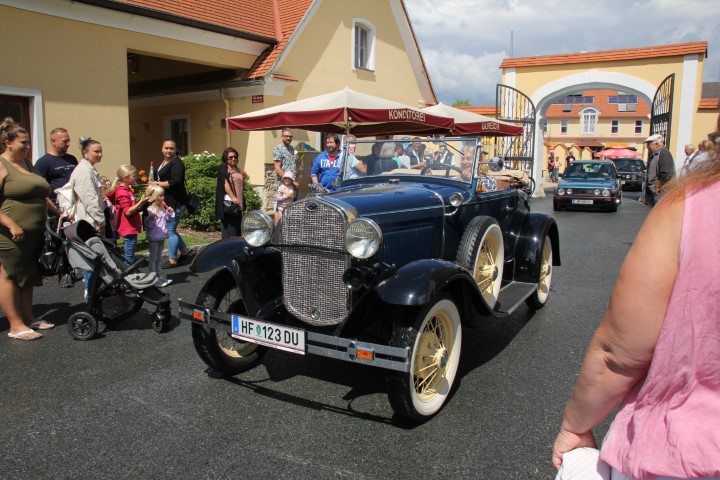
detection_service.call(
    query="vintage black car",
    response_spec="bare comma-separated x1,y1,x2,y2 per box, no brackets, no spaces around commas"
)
179,138,560,421
553,160,622,212
611,157,646,191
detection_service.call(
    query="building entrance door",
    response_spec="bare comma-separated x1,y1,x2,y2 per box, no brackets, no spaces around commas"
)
0,95,32,159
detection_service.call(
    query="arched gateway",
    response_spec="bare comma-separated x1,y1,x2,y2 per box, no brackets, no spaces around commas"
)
496,42,707,196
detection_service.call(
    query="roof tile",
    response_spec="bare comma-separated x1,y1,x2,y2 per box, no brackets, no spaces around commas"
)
111,0,278,39
108,0,313,79
501,41,708,69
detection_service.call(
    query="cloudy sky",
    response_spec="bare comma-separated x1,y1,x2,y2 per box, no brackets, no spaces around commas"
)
403,0,720,106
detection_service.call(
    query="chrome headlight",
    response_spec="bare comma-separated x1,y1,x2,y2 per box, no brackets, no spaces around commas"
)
449,192,464,207
557,188,565,195
345,218,382,259
594,189,601,196
602,189,611,197
566,188,573,195
242,211,274,247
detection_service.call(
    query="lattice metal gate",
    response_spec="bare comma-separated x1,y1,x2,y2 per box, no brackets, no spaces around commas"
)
495,84,536,173
649,74,675,147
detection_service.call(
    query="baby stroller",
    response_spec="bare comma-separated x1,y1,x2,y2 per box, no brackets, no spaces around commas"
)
49,219,171,340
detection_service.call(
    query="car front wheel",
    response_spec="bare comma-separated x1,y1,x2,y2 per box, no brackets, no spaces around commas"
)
387,294,462,422
456,216,504,309
191,271,267,375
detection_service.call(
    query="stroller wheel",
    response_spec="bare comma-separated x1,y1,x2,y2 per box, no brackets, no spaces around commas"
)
152,313,167,333
67,311,98,341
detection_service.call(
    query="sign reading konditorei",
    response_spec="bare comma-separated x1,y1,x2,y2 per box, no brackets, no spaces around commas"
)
388,109,426,122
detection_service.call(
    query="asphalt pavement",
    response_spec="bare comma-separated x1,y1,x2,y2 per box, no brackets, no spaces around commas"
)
0,191,650,479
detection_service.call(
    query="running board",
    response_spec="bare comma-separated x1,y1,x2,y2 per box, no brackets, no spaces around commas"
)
493,282,537,315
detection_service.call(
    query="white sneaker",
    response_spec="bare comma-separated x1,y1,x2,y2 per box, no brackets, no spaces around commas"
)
156,278,173,288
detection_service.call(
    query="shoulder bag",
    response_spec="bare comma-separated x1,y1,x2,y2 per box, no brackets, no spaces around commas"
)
223,174,241,217
183,176,201,215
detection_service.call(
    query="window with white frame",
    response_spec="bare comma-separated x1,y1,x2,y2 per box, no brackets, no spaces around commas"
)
580,108,598,134
353,19,376,71
611,120,619,135
560,120,568,134
634,119,643,135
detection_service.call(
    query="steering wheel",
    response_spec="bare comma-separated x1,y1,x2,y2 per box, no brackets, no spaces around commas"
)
423,162,464,177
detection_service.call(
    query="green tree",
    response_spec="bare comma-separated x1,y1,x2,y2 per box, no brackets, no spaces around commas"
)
452,99,471,107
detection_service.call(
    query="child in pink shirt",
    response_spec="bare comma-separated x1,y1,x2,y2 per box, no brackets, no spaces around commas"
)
108,164,149,266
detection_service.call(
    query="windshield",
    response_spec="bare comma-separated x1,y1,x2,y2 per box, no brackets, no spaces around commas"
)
612,158,644,172
339,138,484,183
563,162,616,180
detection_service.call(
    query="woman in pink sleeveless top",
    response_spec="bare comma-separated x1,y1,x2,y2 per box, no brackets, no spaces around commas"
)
552,146,720,479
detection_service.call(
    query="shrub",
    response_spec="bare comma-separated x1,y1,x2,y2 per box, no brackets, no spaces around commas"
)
180,151,260,230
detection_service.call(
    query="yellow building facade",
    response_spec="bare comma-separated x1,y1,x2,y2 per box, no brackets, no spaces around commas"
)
1,0,437,187
498,42,717,193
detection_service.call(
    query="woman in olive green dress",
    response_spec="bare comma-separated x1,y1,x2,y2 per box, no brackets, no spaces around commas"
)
0,118,54,340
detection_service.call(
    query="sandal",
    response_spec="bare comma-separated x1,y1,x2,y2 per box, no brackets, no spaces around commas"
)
8,329,43,341
29,321,55,330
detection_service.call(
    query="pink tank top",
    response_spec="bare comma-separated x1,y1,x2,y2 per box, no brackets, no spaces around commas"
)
600,181,720,479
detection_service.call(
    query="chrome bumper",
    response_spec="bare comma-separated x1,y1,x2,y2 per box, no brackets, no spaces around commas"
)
178,299,410,373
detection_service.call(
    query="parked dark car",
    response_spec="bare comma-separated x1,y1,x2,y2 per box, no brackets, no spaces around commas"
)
554,160,622,212
611,157,646,191
179,138,560,422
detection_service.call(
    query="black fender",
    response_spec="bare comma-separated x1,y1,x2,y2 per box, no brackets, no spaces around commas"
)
191,238,282,317
513,212,561,283
375,259,493,318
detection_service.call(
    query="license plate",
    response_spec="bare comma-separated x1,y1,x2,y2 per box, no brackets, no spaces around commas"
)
572,199,593,205
231,315,305,354
620,180,626,184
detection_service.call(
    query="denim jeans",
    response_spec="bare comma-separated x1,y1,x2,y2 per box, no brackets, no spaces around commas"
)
147,240,168,283
122,234,138,267
167,204,187,260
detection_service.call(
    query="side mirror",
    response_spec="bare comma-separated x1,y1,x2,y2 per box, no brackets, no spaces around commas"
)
489,157,503,172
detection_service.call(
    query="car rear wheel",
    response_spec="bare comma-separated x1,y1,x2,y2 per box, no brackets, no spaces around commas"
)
456,216,504,309
387,294,462,422
192,271,267,375
526,235,553,309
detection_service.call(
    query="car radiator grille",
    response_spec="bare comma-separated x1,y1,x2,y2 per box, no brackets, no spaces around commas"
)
279,199,350,327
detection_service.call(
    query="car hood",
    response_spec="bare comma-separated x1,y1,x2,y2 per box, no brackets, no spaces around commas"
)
327,183,446,217
558,177,616,189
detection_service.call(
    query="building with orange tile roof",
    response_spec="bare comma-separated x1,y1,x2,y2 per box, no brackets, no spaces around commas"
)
488,41,716,194
1,0,438,190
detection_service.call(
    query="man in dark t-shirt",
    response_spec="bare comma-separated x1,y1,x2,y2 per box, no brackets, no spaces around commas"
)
34,127,78,203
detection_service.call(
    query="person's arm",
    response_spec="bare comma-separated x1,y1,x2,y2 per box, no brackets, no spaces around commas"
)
354,158,367,174
224,180,242,206
310,157,321,184
552,195,683,469
0,166,24,241
46,198,61,217
273,160,284,178
121,193,149,217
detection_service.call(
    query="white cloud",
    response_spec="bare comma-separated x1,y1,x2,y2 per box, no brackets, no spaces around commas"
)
405,0,720,106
